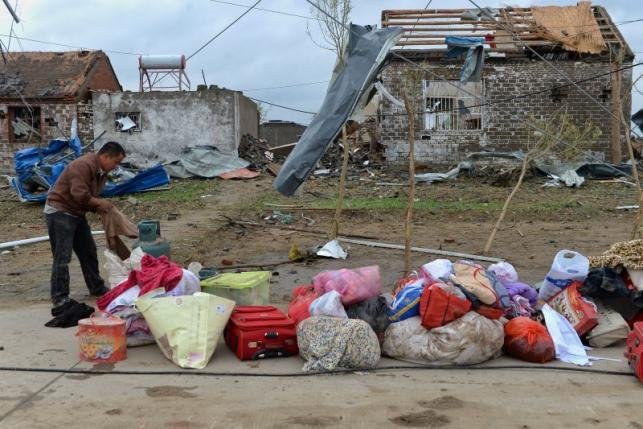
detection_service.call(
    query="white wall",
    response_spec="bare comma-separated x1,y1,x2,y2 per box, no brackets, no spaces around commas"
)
92,89,257,165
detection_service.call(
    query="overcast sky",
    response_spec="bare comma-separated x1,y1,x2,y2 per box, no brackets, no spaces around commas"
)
0,0,640,126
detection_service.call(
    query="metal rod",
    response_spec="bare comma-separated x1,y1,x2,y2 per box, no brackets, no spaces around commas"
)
2,0,19,23
338,237,504,263
1,231,104,250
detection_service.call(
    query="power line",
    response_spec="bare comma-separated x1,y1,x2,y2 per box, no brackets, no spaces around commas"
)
0,33,144,56
247,96,317,114
187,0,262,60
400,0,434,51
240,80,328,92
209,0,316,21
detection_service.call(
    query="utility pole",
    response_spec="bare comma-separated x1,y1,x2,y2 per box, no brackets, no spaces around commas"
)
610,51,623,164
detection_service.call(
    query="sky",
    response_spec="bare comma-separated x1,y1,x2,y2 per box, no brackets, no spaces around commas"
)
0,0,641,126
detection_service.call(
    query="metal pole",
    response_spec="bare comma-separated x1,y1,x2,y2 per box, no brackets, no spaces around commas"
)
2,0,19,23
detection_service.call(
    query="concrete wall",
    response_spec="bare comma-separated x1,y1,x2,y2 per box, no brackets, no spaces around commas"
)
259,121,307,147
237,93,259,140
380,54,633,166
0,102,94,173
92,89,258,164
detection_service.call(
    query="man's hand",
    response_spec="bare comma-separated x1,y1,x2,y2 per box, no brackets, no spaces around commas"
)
93,198,113,214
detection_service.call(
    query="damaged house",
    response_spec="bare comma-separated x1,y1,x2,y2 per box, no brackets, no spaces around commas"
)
378,3,634,166
0,50,121,173
92,87,259,167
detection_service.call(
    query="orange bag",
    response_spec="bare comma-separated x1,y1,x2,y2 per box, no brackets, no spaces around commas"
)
503,317,555,363
419,283,471,329
287,285,318,326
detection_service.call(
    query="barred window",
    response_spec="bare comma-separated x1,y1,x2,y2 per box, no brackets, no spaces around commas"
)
424,81,483,131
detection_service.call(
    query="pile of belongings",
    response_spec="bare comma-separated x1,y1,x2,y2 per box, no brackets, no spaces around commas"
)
10,135,170,202
98,250,235,369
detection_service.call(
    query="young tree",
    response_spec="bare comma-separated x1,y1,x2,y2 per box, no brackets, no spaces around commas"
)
307,0,352,67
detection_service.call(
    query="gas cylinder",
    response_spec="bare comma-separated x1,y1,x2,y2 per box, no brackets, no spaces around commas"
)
132,220,171,258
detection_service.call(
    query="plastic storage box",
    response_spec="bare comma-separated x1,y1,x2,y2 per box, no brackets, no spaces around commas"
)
201,271,271,305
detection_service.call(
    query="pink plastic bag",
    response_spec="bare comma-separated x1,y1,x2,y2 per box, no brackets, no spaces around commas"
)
312,266,382,305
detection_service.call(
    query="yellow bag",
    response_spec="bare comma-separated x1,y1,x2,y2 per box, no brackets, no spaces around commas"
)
137,289,235,369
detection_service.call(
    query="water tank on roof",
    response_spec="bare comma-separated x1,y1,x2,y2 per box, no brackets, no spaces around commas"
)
139,55,186,70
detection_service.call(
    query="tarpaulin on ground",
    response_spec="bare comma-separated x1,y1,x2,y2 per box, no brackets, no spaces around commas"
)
162,145,250,179
273,24,403,196
9,137,170,202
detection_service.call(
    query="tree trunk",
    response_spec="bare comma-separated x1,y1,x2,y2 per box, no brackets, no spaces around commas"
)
402,91,416,275
329,125,350,239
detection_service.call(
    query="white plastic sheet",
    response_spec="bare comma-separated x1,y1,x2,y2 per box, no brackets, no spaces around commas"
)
542,304,590,366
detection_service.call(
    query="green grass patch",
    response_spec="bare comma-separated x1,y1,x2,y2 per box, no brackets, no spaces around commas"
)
124,179,220,204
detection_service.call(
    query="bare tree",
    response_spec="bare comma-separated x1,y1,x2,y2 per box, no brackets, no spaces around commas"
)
307,0,352,67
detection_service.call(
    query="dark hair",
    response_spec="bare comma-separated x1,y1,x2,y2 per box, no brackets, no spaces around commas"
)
98,141,125,158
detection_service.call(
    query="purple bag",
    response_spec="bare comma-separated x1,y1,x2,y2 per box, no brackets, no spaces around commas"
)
505,282,538,307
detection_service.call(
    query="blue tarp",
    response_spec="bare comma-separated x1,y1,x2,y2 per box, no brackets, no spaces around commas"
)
445,36,485,83
10,137,170,202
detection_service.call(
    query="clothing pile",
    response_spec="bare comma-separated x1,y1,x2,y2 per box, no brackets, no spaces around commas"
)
98,253,201,347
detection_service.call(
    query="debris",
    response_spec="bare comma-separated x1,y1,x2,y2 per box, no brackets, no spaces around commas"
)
270,210,294,225
288,243,304,262
221,258,234,266
316,239,348,260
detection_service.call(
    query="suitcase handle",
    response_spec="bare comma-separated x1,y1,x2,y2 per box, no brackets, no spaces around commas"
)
251,348,288,360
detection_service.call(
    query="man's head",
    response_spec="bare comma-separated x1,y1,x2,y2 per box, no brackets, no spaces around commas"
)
97,141,125,172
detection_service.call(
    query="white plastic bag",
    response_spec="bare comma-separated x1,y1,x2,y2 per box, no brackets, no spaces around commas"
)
487,261,518,285
419,259,453,283
308,291,348,318
542,304,590,366
166,269,201,297
538,250,589,302
103,247,145,289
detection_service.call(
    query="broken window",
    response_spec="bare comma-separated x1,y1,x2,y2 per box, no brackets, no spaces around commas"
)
423,81,483,131
115,112,141,132
9,106,41,142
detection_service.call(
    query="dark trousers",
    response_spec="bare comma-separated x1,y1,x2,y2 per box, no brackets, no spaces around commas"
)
46,212,105,305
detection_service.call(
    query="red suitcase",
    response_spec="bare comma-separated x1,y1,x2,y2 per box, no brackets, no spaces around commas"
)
224,306,298,361
624,322,643,383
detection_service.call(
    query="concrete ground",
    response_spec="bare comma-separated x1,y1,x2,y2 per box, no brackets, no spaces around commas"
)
0,303,641,429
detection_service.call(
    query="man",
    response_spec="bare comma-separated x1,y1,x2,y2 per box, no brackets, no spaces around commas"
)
44,141,125,318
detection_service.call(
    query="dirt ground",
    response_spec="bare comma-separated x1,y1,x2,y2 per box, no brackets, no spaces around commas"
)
0,171,638,306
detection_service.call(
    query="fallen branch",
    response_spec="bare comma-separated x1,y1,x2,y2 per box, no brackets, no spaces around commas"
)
220,216,378,240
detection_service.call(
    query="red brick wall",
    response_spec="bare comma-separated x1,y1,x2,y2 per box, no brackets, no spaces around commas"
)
0,102,95,174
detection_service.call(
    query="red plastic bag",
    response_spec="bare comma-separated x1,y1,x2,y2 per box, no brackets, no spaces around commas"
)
419,283,471,329
312,266,381,305
503,317,555,363
287,285,318,326
547,281,598,336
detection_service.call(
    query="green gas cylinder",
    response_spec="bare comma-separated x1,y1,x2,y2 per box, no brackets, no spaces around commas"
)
132,220,171,259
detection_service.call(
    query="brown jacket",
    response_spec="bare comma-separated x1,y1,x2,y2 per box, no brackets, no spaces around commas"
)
46,153,108,216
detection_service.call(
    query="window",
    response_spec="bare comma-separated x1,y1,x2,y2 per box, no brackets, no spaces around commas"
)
424,81,483,131
114,112,141,132
9,106,41,142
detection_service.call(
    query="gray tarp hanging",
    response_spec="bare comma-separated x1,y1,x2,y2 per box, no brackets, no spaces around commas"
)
273,24,403,196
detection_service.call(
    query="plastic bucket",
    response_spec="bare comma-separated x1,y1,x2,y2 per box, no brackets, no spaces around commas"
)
76,312,127,363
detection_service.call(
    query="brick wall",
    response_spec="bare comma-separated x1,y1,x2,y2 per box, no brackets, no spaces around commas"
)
380,55,633,166
0,102,95,174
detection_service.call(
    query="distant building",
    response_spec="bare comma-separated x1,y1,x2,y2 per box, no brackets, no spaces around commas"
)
0,50,121,173
92,87,258,164
379,4,634,165
260,120,306,147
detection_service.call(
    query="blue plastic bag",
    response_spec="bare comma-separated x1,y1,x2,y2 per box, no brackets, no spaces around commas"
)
388,279,425,322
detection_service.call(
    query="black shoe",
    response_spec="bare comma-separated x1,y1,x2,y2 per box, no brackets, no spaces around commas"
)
89,285,109,297
51,299,78,317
